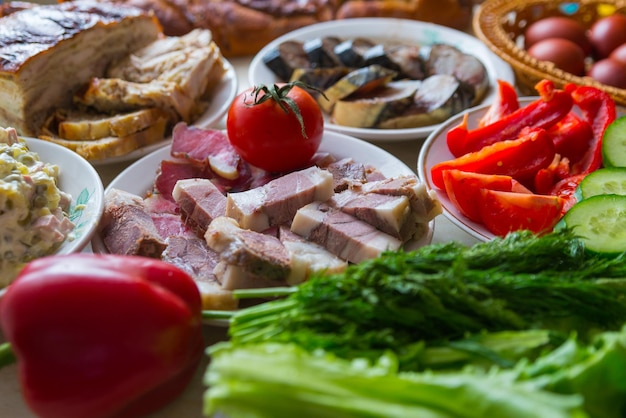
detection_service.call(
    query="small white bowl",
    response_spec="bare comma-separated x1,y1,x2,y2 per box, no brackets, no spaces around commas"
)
417,98,538,242
1,137,105,289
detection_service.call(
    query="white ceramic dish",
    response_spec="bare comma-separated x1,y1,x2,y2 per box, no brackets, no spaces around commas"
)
417,98,540,242
248,18,515,142
92,58,238,166
92,130,434,254
0,137,105,292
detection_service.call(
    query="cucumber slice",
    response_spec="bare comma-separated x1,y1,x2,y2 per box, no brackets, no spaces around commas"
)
561,194,626,255
577,167,626,199
602,115,626,168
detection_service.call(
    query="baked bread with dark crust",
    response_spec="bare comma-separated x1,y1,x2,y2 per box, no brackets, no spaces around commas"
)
0,1,161,135
49,0,472,56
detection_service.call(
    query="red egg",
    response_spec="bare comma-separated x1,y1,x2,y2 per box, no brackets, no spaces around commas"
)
588,58,626,88
524,16,591,54
609,43,626,63
589,14,626,58
527,38,586,75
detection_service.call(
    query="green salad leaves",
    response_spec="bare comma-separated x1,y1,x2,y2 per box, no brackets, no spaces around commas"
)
204,229,626,417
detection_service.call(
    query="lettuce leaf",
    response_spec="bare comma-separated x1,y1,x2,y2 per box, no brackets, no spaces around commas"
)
204,342,587,418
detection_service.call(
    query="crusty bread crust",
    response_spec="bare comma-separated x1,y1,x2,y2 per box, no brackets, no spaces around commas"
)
54,0,472,56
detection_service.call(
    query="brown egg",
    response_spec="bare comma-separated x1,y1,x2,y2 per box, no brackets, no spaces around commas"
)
589,14,626,58
609,43,626,64
588,58,626,88
524,16,591,54
527,38,586,75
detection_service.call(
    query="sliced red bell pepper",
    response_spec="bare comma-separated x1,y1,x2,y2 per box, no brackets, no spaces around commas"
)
546,111,593,166
442,169,531,222
431,127,556,190
479,189,566,237
566,84,617,174
446,80,573,157
533,154,571,195
0,254,204,418
477,79,520,127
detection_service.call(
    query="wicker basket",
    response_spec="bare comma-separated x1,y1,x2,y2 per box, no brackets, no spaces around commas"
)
473,0,626,105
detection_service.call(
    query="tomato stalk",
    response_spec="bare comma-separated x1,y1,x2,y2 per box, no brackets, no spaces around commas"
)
248,82,324,138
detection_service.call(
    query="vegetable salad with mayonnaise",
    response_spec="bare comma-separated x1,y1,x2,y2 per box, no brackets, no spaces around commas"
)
0,127,74,286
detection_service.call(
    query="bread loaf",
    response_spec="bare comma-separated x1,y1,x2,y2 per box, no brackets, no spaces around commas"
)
0,1,161,136
52,0,473,56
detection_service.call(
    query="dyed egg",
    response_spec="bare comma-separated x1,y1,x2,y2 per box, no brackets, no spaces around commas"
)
527,38,586,75
588,58,626,88
589,14,626,58
609,43,626,63
524,16,591,54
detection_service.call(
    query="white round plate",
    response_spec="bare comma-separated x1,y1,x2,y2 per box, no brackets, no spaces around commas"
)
0,137,105,292
248,18,515,142
417,98,540,242
92,58,238,166
92,130,433,252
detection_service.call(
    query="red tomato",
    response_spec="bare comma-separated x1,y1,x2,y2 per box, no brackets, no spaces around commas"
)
442,170,530,223
550,174,586,214
226,83,324,172
479,189,565,237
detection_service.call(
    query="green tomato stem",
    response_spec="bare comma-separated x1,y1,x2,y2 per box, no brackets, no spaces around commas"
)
249,82,325,139
0,342,16,368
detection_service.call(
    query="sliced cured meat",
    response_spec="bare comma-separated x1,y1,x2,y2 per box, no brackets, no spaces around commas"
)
171,123,241,180
291,201,402,264
331,188,415,241
324,157,368,192
162,235,238,310
361,176,443,223
205,217,291,290
100,188,166,257
172,178,227,235
278,226,347,284
226,165,334,231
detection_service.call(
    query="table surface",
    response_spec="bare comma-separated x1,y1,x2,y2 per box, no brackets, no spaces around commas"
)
0,55,481,418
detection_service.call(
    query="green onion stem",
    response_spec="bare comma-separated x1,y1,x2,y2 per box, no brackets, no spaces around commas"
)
0,342,16,368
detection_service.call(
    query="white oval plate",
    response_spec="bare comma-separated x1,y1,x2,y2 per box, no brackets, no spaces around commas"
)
92,58,238,166
0,137,105,290
249,18,515,142
92,130,433,252
417,98,537,242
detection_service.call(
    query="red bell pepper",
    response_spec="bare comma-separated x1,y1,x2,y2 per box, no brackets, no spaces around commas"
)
0,254,204,418
533,154,571,195
432,127,556,190
546,111,593,166
566,84,617,174
477,79,520,127
446,80,573,157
